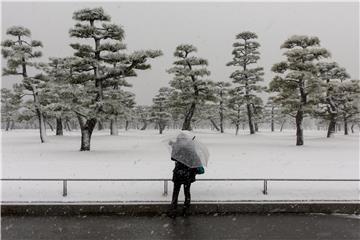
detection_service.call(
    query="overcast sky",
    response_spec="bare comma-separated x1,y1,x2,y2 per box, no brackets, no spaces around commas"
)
2,1,359,105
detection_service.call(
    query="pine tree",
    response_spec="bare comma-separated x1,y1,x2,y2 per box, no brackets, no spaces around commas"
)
227,88,246,135
121,92,136,131
134,105,152,130
17,100,37,125
270,35,330,145
213,81,231,133
68,7,162,150
102,61,133,135
104,90,135,135
264,96,285,132
1,26,47,142
151,87,172,134
315,62,350,137
337,80,360,135
200,103,220,131
167,44,214,130
167,89,186,129
252,96,264,132
227,31,264,134
1,88,22,131
44,57,78,136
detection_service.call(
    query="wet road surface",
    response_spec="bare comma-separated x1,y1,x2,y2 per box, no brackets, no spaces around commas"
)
2,213,359,240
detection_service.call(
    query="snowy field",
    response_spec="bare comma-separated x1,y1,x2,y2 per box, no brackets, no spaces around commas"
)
1,129,359,203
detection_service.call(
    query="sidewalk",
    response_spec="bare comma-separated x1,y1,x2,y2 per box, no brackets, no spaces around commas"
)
2,202,360,216
3,212,360,240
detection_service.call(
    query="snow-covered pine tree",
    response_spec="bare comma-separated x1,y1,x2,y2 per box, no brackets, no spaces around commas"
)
103,89,135,135
199,103,220,131
227,87,246,135
167,44,215,130
315,62,350,137
1,26,48,142
102,56,133,135
68,7,162,150
264,96,284,132
210,105,222,131
227,31,264,135
167,89,186,129
270,35,330,145
121,92,136,131
44,57,78,136
17,99,37,126
151,87,172,134
251,96,264,132
1,88,22,131
134,106,152,130
337,79,360,135
213,81,231,133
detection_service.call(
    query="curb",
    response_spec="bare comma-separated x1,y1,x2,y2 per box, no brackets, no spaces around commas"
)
2,203,360,216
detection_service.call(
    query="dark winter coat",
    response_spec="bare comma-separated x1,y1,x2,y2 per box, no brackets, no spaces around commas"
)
171,158,197,184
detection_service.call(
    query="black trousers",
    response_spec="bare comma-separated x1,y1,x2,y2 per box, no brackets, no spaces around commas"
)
171,181,191,209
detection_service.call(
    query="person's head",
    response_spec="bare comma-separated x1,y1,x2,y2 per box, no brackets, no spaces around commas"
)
176,131,196,142
176,132,188,141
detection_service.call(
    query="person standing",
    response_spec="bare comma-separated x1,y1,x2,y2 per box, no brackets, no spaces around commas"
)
168,132,206,217
169,158,199,217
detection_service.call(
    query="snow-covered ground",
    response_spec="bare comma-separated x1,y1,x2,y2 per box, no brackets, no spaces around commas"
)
1,129,359,203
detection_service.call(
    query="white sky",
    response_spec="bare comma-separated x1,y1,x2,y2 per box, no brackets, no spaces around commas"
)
1,1,359,105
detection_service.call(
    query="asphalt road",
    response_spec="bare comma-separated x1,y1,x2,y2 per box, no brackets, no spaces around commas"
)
2,213,359,240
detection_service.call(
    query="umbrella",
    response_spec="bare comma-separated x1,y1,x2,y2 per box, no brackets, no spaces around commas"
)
169,131,209,168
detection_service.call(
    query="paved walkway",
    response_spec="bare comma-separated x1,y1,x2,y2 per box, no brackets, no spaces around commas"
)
2,213,359,240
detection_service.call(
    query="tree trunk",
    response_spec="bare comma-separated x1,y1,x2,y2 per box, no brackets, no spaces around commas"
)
140,120,147,130
295,110,304,146
209,118,220,131
32,90,47,143
337,124,341,132
81,129,91,151
159,122,164,134
351,124,355,133
327,115,336,138
46,118,54,132
246,103,255,134
56,117,63,136
254,122,259,132
35,108,46,143
235,124,239,136
182,102,196,131
125,120,129,131
65,120,72,131
71,120,77,130
5,118,10,131
271,107,274,132
97,121,103,131
325,78,338,138
110,117,118,136
78,116,97,151
10,120,15,130
280,120,285,132
344,117,348,135
219,104,224,133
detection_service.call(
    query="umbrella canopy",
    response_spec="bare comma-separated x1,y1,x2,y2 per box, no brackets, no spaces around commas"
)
169,131,209,168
